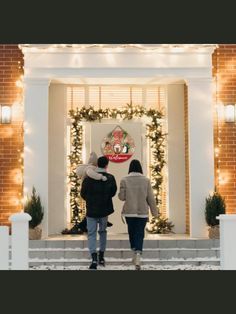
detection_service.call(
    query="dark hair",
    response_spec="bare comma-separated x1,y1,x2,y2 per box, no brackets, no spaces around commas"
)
97,156,109,168
128,159,143,174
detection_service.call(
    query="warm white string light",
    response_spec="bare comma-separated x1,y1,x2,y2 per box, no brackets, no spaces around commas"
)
215,51,225,188
19,44,217,52
15,62,24,207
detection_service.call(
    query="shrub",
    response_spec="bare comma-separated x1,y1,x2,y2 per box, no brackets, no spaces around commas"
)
24,187,44,228
205,192,226,227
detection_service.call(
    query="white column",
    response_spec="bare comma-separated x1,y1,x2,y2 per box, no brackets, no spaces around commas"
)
24,78,50,238
218,214,236,270
9,212,32,270
0,226,9,270
167,84,186,233
48,84,67,234
186,78,215,238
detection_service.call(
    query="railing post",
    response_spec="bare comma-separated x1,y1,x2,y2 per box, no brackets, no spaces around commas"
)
218,214,236,270
9,212,32,270
0,226,9,270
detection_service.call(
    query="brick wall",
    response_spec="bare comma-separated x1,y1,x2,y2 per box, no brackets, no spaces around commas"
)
0,45,24,226
212,45,236,213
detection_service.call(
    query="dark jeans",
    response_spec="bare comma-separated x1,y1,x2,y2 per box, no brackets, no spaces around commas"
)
125,217,148,252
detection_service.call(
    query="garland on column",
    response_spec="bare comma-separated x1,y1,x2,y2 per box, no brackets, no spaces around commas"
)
67,104,173,233
145,109,166,206
68,114,83,226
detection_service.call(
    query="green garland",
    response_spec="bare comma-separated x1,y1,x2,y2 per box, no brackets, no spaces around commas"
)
68,103,166,224
147,215,175,234
68,121,83,225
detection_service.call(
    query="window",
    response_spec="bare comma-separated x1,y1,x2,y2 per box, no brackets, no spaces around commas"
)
67,85,166,111
67,86,85,109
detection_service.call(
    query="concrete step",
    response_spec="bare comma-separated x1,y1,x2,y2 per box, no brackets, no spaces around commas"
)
29,239,220,249
29,257,220,267
26,239,220,267
27,247,220,260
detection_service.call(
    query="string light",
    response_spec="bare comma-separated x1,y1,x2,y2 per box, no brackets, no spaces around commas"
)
19,44,216,52
215,51,224,190
15,56,25,209
16,80,23,89
15,64,24,208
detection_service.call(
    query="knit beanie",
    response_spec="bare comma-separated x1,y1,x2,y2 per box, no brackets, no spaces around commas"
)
88,152,98,166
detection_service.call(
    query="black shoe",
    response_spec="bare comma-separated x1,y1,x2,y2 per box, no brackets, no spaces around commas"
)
89,252,97,270
98,251,105,266
89,262,97,270
107,221,113,227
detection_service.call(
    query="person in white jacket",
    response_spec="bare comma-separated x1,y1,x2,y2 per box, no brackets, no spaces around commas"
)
118,159,159,270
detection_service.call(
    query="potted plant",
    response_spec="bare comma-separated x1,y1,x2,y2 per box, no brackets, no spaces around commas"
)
24,186,44,240
205,191,226,239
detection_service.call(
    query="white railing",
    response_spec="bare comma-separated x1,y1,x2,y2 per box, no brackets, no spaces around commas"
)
218,214,236,270
0,212,31,270
0,226,9,270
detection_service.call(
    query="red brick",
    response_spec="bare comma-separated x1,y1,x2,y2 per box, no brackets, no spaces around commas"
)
0,45,23,225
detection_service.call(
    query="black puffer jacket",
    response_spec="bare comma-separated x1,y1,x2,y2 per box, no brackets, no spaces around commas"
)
80,172,117,218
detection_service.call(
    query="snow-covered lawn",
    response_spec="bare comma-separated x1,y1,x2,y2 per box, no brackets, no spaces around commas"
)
30,264,220,271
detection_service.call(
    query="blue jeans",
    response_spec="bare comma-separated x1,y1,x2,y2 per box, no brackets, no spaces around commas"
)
125,217,148,252
86,216,108,255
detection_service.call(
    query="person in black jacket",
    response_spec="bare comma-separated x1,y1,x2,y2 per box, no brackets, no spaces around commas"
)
80,156,117,270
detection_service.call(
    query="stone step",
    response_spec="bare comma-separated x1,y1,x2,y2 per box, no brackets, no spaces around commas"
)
28,257,220,267
27,248,220,260
29,239,220,249
25,239,221,267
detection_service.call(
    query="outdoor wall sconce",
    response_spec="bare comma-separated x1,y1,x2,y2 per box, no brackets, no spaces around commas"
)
1,105,12,124
224,104,235,123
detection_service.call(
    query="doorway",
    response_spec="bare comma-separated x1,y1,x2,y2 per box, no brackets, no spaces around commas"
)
84,121,145,233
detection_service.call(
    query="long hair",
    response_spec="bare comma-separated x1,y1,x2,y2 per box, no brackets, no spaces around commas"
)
128,159,143,174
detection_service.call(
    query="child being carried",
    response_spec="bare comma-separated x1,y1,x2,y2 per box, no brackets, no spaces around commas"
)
76,151,107,181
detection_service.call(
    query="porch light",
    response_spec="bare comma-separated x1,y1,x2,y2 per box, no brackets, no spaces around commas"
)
1,105,12,124
224,104,235,123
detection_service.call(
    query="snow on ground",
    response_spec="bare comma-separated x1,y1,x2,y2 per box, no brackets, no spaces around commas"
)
30,264,220,271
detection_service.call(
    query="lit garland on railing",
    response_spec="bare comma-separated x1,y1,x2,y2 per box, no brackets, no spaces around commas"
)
68,103,166,226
